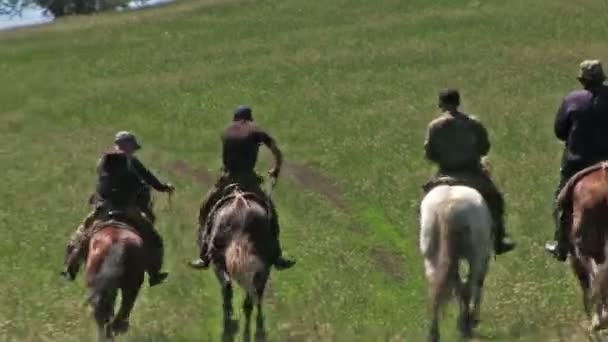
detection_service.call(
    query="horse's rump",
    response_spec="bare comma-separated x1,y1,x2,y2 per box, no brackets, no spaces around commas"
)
420,186,492,263
571,167,608,259
85,224,146,340
558,161,608,208
208,189,272,255
206,186,270,229
86,226,144,287
420,185,493,341
212,190,272,302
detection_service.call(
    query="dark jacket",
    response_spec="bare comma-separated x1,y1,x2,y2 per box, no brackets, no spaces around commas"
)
555,85,608,172
221,121,274,174
96,151,168,207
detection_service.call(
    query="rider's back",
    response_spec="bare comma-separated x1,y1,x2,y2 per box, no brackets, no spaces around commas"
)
97,151,141,207
558,85,608,167
426,113,489,171
222,121,272,174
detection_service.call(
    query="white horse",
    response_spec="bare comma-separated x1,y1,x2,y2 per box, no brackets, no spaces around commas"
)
419,185,493,342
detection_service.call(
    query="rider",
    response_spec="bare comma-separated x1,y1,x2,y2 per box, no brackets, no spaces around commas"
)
423,89,516,255
545,60,608,261
189,105,295,270
62,131,174,286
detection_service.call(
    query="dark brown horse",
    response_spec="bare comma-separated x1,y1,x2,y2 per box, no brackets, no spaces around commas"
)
85,222,146,341
568,164,608,331
205,187,273,341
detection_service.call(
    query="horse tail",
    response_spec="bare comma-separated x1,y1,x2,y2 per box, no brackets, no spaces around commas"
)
87,243,126,309
431,205,460,310
226,234,266,302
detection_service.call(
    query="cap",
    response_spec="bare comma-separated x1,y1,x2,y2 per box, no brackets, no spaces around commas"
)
233,105,253,121
114,131,141,149
578,60,606,83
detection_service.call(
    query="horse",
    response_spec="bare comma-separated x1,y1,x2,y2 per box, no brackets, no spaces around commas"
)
567,165,608,331
419,185,493,342
204,186,274,341
85,222,146,341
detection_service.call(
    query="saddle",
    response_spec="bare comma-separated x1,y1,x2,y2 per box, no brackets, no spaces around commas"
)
203,184,272,256
207,184,271,226
423,173,488,194
89,219,138,236
86,208,144,243
557,161,608,204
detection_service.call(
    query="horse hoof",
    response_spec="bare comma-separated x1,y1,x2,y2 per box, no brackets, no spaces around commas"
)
458,319,474,338
472,318,481,328
104,324,114,339
112,320,130,334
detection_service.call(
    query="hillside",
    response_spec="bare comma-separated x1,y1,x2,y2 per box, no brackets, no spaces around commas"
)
1,0,608,340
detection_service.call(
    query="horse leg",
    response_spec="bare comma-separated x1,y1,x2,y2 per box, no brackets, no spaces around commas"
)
111,284,141,335
589,259,605,331
214,267,234,331
222,282,233,326
572,255,593,317
243,294,253,342
93,289,116,341
469,256,489,329
95,318,107,342
254,271,268,342
455,274,473,339
428,299,440,342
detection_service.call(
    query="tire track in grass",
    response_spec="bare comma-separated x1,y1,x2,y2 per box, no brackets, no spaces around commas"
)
165,159,406,283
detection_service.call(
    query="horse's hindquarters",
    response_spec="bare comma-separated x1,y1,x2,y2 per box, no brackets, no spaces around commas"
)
419,185,493,340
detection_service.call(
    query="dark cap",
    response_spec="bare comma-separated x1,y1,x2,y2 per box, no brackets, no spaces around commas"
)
233,105,253,121
114,131,141,150
438,88,460,107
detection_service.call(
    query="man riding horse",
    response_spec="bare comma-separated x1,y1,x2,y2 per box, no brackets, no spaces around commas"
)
62,131,174,286
423,89,516,255
545,60,608,261
189,105,295,270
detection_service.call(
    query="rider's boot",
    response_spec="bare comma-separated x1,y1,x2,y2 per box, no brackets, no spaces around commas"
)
269,212,295,270
188,241,211,270
545,207,569,262
189,188,221,270
61,244,81,281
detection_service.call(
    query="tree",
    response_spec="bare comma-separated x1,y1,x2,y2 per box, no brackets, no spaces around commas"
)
1,0,130,17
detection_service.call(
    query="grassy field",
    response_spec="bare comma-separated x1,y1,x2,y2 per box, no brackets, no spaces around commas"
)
2,0,608,340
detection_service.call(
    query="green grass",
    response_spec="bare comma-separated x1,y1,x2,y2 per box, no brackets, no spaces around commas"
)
1,0,608,340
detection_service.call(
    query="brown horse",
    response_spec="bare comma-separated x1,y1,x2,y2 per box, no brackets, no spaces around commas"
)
205,187,273,341
85,222,146,341
569,165,608,331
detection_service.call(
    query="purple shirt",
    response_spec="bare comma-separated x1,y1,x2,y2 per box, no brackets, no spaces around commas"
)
555,85,608,168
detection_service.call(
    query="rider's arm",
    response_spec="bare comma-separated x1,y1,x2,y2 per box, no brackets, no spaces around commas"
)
554,98,572,142
424,122,439,163
131,157,171,192
475,120,490,156
267,139,283,175
257,130,283,175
